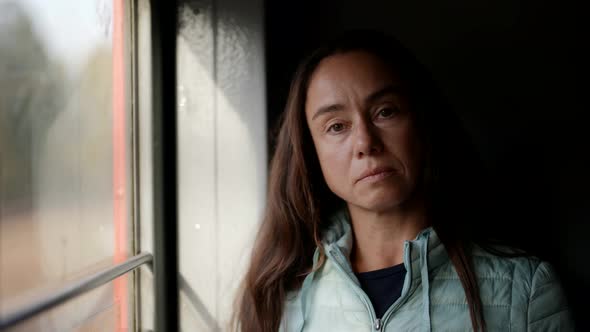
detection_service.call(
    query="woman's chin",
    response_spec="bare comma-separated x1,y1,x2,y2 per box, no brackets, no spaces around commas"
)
349,191,410,214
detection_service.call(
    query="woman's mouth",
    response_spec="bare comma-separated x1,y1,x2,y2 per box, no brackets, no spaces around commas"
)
356,167,396,183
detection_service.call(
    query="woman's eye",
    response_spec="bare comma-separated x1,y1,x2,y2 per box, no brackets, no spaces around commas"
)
328,123,345,133
378,107,398,118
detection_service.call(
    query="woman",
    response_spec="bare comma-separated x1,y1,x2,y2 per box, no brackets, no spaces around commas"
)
234,30,573,331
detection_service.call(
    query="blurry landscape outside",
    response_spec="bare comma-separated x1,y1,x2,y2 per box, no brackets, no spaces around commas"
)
0,0,130,330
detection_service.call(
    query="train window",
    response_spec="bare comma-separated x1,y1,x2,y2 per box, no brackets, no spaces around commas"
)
0,0,135,330
133,0,268,330
2,0,267,329
1,274,132,332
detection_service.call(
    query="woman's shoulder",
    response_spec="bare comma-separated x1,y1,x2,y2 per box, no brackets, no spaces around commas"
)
468,243,565,295
468,244,573,329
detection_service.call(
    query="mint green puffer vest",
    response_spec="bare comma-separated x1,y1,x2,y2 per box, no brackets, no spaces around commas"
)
280,210,574,331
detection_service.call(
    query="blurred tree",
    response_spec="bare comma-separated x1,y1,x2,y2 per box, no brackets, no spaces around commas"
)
0,1,66,211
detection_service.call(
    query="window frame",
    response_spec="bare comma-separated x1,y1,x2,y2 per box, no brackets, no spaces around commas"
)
0,0,180,330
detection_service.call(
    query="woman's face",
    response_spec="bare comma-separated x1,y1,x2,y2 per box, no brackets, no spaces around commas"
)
305,51,423,213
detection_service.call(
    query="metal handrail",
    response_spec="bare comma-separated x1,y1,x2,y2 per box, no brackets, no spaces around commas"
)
0,252,153,329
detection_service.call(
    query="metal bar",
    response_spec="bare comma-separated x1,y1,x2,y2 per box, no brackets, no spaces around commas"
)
0,252,153,329
149,0,179,331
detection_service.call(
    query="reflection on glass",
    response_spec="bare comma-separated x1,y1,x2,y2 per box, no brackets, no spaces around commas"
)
0,0,131,330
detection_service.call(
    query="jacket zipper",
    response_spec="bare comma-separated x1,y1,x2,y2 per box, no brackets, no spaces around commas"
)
327,247,381,331
380,241,414,330
374,318,382,331
327,241,415,331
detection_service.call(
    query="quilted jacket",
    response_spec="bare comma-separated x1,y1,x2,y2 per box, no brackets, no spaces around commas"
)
280,210,574,331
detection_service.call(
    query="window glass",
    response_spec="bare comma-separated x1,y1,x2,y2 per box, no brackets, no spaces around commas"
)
0,0,133,329
3,274,132,332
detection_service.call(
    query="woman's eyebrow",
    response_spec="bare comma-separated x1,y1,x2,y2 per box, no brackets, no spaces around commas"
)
312,103,346,121
311,85,402,121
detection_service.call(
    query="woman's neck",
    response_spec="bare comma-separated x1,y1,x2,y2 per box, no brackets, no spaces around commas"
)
348,198,429,273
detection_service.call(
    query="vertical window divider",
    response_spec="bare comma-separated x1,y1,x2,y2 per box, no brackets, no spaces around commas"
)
149,1,179,331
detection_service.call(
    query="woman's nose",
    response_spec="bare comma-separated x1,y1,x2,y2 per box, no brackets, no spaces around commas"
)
353,119,383,158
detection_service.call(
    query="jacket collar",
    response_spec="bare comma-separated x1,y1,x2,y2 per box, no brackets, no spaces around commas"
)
321,208,450,277
296,208,444,331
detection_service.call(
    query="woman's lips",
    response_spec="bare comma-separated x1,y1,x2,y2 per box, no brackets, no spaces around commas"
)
356,167,396,183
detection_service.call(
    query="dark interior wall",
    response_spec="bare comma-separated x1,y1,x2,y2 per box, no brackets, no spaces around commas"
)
265,0,588,328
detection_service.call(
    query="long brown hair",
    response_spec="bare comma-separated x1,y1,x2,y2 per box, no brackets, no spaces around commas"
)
234,30,488,331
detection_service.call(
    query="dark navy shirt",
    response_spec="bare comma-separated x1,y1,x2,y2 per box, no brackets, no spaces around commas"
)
355,263,407,318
